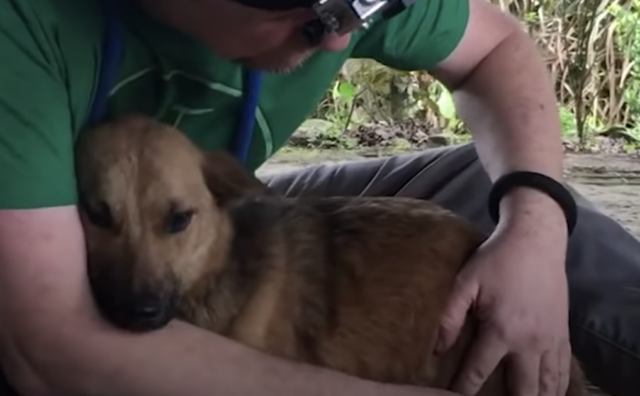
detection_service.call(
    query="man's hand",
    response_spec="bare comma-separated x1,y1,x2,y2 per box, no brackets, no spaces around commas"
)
435,191,572,396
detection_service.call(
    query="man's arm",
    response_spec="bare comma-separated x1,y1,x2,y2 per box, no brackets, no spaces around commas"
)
353,2,572,395
427,2,573,395
0,207,392,396
430,0,567,231
354,0,566,230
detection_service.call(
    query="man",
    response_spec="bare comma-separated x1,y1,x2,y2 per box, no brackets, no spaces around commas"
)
0,0,637,395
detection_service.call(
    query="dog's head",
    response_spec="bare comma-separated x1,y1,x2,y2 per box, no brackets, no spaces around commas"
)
75,114,271,332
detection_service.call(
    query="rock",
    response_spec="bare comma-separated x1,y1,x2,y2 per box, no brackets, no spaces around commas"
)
426,134,450,147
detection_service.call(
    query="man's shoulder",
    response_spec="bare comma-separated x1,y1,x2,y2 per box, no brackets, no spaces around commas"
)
0,0,103,74
0,0,107,132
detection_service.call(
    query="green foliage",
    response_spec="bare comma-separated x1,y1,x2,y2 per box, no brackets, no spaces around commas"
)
435,87,460,130
608,0,640,140
299,79,360,149
303,0,640,153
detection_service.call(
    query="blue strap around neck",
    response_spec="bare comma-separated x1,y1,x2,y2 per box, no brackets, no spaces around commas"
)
86,0,123,129
233,69,262,163
88,0,262,165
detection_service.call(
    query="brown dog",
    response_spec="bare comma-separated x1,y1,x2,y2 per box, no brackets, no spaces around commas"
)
74,114,588,395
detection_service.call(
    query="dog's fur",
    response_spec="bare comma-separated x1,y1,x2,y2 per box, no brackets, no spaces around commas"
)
75,114,588,395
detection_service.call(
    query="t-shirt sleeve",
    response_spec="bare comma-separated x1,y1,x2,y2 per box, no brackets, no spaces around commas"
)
0,1,78,209
350,0,470,71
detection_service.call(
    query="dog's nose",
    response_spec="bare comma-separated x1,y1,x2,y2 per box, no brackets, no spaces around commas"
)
87,268,176,332
131,293,164,320
126,292,175,331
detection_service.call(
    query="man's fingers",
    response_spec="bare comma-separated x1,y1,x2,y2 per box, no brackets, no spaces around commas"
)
506,353,541,396
557,343,572,396
450,330,507,396
436,278,477,354
538,350,560,396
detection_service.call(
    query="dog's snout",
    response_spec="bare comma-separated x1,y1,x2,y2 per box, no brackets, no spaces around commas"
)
122,290,177,332
90,271,178,332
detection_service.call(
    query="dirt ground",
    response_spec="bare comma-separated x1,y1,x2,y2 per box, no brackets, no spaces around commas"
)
258,149,640,239
563,153,640,238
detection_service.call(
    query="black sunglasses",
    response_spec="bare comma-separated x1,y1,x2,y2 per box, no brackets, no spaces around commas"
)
232,0,417,45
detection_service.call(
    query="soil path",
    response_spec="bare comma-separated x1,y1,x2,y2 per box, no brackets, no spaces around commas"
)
564,153,640,237
258,150,640,238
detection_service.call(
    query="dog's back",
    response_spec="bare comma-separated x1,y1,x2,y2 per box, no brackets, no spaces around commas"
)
213,196,587,395
295,197,486,386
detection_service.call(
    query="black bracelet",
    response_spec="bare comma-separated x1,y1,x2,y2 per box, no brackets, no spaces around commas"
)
487,171,578,236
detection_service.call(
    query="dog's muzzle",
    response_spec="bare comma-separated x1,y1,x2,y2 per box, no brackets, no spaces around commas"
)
89,270,178,332
125,291,177,331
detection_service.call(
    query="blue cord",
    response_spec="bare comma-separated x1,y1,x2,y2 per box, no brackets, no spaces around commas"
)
87,0,124,128
233,69,263,163
89,0,262,165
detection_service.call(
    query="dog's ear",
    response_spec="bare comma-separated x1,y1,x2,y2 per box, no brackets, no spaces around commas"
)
201,151,274,206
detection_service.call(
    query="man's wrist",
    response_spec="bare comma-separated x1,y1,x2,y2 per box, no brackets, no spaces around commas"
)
497,186,569,239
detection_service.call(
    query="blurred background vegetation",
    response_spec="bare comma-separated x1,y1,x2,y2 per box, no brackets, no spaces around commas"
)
290,0,640,156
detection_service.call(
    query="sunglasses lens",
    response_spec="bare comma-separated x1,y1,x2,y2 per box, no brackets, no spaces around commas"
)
301,19,327,45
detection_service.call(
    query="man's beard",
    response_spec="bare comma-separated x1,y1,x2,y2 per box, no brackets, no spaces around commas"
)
238,48,316,74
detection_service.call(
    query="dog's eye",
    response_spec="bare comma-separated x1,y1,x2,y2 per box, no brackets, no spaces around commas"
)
83,200,115,229
164,210,194,234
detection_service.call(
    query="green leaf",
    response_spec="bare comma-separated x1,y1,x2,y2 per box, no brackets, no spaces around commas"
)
336,81,357,101
436,88,457,120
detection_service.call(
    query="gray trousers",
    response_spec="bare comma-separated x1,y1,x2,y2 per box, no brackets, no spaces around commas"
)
260,143,640,396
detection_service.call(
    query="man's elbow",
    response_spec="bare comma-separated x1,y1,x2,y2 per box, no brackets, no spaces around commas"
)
430,0,529,90
0,323,88,396
1,341,59,396
0,206,99,396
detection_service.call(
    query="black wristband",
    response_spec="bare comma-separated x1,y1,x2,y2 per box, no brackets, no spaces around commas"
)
488,171,578,236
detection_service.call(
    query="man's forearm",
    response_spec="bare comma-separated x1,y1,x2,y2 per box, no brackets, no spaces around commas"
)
450,28,568,233
14,315,377,396
452,28,564,181
13,311,461,396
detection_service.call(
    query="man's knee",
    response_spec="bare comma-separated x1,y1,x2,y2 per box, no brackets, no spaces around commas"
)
564,199,640,396
569,278,640,396
258,143,482,199
566,205,640,281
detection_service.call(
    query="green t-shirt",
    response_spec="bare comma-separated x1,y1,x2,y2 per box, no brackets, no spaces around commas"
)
0,0,469,209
